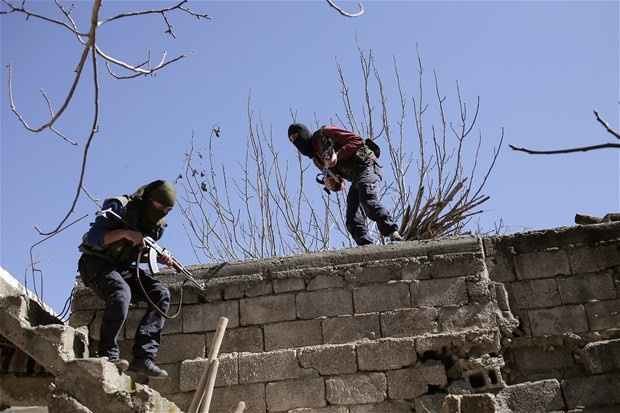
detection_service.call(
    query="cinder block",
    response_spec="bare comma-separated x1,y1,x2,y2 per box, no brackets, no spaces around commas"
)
507,279,561,310
437,303,497,333
224,283,246,300
298,344,357,375
562,374,620,409
400,257,432,280
157,333,205,364
381,308,439,338
353,282,411,314
323,314,381,344
326,373,387,405
273,278,306,293
586,299,620,331
266,378,326,411
264,319,322,351
180,353,238,392
357,338,417,371
529,305,588,336
514,249,571,280
455,330,502,356
297,289,353,319
512,346,574,376
581,339,620,374
460,393,497,413
245,280,273,297
240,294,296,326
568,244,620,274
207,325,263,354
183,300,240,333
345,262,400,284
415,334,454,359
485,254,516,283
210,383,266,413
430,252,486,279
307,274,346,291
496,379,564,413
386,361,447,400
238,349,317,384
412,278,468,307
557,272,617,305
349,400,415,413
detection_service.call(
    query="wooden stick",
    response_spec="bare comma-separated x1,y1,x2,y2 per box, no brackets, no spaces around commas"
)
188,317,229,413
198,359,219,413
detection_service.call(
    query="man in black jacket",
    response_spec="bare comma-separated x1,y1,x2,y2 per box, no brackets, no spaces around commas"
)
78,180,176,378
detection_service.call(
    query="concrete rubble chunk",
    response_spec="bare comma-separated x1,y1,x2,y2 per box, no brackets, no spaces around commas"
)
448,355,506,392
581,339,620,374
496,379,565,413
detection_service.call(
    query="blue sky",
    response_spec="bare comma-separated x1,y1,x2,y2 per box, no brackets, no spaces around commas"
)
1,1,619,314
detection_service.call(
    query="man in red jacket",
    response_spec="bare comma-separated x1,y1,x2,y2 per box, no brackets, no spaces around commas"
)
288,123,403,245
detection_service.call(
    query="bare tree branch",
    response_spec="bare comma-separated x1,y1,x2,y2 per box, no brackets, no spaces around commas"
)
509,142,620,155
1,0,88,35
326,0,364,17
510,109,619,154
594,109,620,140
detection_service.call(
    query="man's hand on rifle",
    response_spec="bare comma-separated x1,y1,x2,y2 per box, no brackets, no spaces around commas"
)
325,152,338,168
324,177,341,192
124,230,145,247
157,251,175,268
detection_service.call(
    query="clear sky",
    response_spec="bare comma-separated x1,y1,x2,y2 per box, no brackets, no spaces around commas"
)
1,1,619,315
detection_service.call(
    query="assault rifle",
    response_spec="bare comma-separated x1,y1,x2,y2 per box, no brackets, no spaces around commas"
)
315,140,342,194
95,209,205,291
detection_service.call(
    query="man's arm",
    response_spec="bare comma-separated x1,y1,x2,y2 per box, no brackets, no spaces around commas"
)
84,199,144,248
323,125,363,160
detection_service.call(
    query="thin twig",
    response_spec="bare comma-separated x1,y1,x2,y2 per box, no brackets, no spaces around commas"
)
326,0,364,17
509,142,620,154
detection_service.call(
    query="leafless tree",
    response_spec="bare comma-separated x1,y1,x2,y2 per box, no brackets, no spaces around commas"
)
509,110,620,154
2,0,210,237
2,0,210,303
177,47,504,262
2,0,364,306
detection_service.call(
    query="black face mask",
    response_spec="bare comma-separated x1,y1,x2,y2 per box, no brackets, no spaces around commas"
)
143,200,168,225
288,123,314,158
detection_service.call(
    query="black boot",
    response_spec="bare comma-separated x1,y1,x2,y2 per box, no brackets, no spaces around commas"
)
129,357,168,378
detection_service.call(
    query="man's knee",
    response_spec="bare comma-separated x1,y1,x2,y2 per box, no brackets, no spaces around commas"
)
151,283,170,309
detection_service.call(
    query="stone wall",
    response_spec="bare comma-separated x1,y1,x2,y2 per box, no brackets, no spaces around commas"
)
67,222,620,412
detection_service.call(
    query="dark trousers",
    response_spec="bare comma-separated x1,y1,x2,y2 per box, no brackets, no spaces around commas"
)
78,255,170,360
346,159,399,246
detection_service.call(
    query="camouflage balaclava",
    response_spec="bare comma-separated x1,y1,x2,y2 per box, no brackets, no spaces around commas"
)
288,123,315,158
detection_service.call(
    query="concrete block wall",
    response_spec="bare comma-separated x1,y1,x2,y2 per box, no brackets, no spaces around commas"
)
483,222,620,390
67,222,620,412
